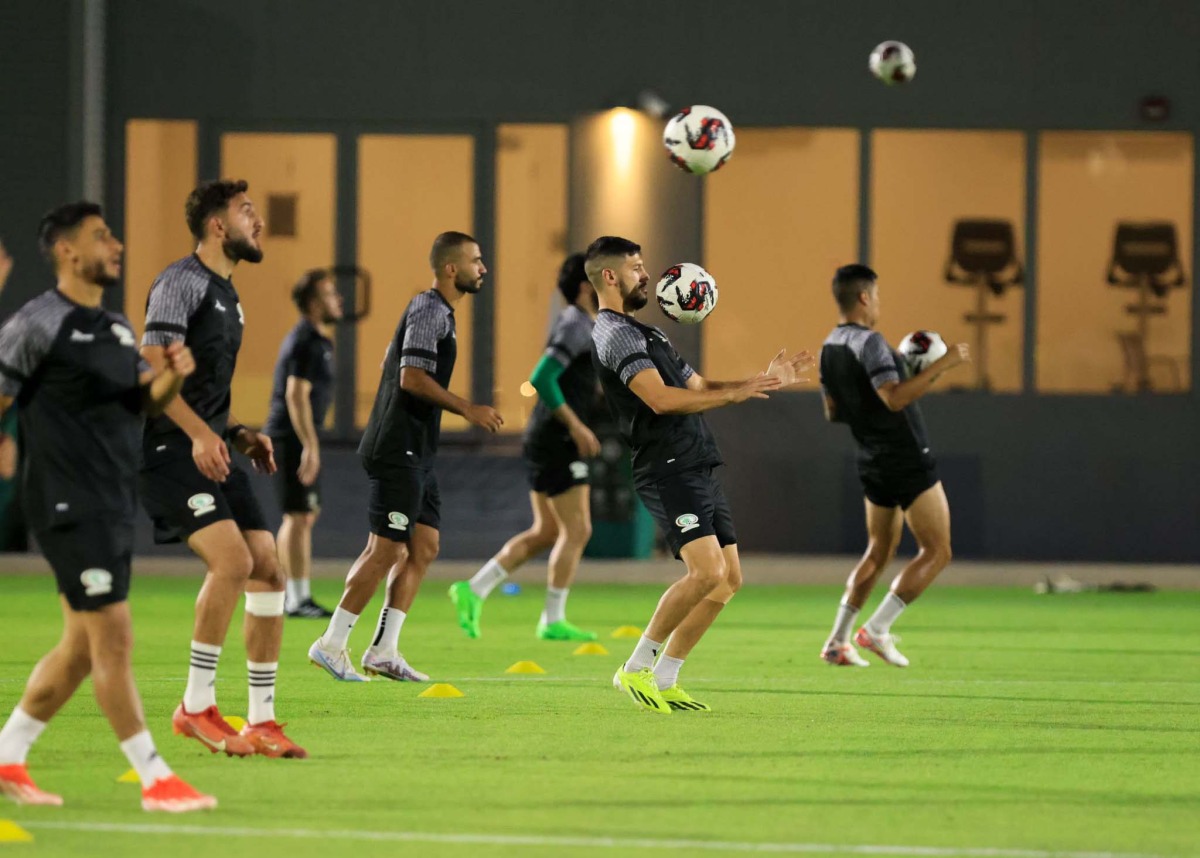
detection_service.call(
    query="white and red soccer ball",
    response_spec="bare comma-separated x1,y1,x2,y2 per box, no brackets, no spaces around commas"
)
869,41,917,85
662,105,736,175
899,330,947,374
656,263,719,324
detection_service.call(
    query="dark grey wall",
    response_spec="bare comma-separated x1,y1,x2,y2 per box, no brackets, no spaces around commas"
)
0,1,72,317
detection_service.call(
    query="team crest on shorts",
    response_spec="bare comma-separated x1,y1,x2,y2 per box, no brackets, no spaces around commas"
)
675,514,700,533
188,493,217,518
387,512,410,531
569,461,589,481
307,492,320,511
80,568,113,597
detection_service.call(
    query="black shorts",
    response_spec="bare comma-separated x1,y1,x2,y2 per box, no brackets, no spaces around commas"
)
139,458,270,544
860,465,940,510
36,517,133,611
272,436,321,514
638,466,737,559
524,437,589,498
364,460,441,542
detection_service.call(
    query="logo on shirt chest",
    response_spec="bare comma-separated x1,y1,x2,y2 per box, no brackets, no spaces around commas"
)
110,323,136,348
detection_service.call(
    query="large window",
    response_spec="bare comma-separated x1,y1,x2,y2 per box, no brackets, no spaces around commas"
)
704,128,860,383
872,130,1027,392
1037,132,1193,393
494,124,569,433
356,135,475,428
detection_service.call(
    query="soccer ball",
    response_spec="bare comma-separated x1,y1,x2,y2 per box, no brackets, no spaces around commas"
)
898,330,947,374
656,263,718,324
662,105,735,175
869,41,917,85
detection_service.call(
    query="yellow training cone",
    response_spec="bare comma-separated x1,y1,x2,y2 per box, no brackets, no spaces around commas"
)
573,642,609,656
505,661,546,674
611,625,642,639
0,820,33,842
223,715,247,731
116,768,140,784
418,683,464,698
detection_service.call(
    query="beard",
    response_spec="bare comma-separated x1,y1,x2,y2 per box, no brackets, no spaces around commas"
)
223,235,264,264
623,279,649,311
85,258,120,289
455,272,482,294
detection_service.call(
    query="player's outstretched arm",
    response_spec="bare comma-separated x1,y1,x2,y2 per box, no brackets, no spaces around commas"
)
141,343,231,482
400,366,503,433
875,343,970,412
528,354,599,457
629,367,779,415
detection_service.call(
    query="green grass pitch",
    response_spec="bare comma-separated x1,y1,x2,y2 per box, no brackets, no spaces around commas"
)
0,573,1196,857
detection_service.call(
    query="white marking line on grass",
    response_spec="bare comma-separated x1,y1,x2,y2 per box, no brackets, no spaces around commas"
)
19,821,1167,858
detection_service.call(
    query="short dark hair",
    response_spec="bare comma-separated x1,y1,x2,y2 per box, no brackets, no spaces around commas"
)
429,231,478,271
185,179,249,240
38,201,103,265
291,268,329,313
832,263,878,312
556,252,588,303
584,236,641,286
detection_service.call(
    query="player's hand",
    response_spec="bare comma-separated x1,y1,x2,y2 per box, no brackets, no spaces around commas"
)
466,404,504,433
569,423,602,458
193,428,232,482
163,342,196,379
298,445,320,486
0,433,16,481
728,372,781,404
938,343,971,371
766,348,815,387
235,429,277,475
0,241,12,292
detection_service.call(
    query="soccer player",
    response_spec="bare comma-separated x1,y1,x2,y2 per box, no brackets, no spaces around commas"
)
0,201,214,811
587,236,810,713
817,264,969,668
309,232,503,681
139,180,305,758
263,269,343,619
450,252,601,641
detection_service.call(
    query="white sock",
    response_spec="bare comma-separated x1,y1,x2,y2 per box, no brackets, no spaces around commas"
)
653,654,685,690
321,607,359,651
247,661,277,725
183,641,221,713
369,607,407,653
469,558,509,599
865,592,907,636
299,578,312,601
285,580,303,610
119,730,172,786
829,601,859,646
541,586,568,625
0,707,47,765
625,635,663,672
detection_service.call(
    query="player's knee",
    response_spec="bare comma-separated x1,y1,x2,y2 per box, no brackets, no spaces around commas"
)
414,537,440,569
724,562,744,595
213,546,254,585
367,537,407,567
531,524,558,551
570,519,593,545
691,554,728,592
250,554,285,591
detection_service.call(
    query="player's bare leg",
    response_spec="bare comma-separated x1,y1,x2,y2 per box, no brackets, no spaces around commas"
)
537,485,596,640
614,535,727,714
651,544,743,710
824,501,901,666
362,525,438,681
280,511,329,617
172,522,255,755
452,493,557,638
309,533,406,681
857,482,952,667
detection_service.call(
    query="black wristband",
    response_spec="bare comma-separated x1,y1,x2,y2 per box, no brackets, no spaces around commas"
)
225,423,249,442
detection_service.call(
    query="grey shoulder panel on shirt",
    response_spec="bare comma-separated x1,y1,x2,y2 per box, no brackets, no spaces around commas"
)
547,305,595,363
0,292,74,394
142,256,211,345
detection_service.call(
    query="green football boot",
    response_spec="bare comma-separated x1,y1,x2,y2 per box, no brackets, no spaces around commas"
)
448,581,482,638
658,684,711,712
612,665,671,715
536,619,598,641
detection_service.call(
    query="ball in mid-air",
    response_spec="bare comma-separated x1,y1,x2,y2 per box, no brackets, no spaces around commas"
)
869,41,917,85
898,330,947,374
656,263,718,324
662,105,736,174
